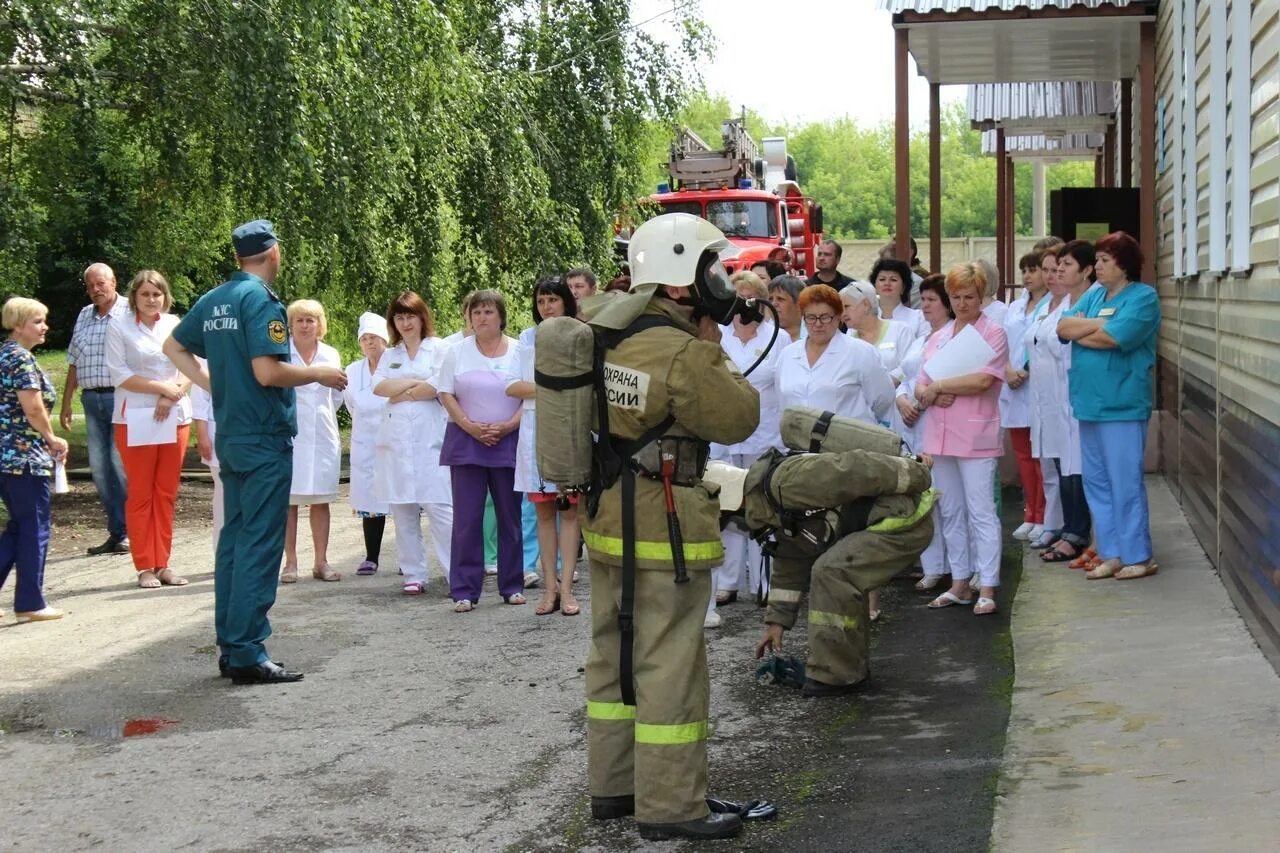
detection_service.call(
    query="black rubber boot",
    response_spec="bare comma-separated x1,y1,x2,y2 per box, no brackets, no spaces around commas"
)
590,794,634,820
637,812,743,841
801,676,867,697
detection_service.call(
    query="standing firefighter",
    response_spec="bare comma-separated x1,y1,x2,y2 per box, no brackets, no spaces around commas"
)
743,409,937,696
547,213,761,840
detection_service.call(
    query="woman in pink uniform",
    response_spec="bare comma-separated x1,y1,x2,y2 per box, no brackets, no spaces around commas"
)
914,262,1009,616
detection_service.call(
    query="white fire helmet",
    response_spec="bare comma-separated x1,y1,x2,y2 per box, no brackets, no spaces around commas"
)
628,212,741,323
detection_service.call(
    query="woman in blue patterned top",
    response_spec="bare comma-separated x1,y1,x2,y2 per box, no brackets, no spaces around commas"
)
0,297,69,622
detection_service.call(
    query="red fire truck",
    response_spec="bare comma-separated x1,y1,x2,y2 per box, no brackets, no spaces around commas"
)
640,119,825,278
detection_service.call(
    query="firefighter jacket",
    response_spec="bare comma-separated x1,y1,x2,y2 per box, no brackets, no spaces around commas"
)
582,298,760,571
743,447,936,629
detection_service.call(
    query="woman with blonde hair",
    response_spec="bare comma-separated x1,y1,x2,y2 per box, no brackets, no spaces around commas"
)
281,299,343,583
915,262,1009,616
105,270,193,588
0,297,69,620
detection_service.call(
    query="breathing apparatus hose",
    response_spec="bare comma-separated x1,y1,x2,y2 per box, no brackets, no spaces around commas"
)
738,298,782,379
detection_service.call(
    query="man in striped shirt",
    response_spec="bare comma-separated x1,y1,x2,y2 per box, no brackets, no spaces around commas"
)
60,263,130,555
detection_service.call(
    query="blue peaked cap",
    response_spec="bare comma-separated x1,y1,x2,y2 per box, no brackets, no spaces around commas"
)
232,219,278,258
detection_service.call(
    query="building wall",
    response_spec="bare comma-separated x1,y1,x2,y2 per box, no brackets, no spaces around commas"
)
1156,0,1280,662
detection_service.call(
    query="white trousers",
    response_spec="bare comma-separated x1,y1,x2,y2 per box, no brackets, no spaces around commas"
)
932,456,1002,587
920,504,949,576
391,501,453,584
1040,457,1064,531
716,525,765,595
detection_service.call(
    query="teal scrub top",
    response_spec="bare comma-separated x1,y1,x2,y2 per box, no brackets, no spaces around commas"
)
172,272,296,438
1065,282,1161,422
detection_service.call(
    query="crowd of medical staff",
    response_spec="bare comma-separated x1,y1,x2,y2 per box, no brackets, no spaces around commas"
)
1,234,1160,625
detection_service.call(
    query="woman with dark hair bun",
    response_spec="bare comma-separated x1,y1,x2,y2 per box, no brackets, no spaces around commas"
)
1058,231,1161,581
506,276,582,616
870,257,927,340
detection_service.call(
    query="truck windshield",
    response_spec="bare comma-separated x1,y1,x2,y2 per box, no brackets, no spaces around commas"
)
704,201,778,239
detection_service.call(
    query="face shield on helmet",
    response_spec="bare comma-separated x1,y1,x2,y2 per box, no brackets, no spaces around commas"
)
629,212,752,325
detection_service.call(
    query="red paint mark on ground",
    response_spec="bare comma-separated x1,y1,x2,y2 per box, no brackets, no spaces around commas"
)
121,717,178,737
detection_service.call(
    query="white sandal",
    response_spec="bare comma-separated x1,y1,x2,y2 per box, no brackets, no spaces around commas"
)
915,574,944,592
927,591,974,609
974,596,998,616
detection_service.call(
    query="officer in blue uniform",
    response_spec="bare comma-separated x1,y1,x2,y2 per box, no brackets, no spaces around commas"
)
164,220,347,685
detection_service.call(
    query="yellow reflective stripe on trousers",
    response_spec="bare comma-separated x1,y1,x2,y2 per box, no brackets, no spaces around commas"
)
867,488,939,532
582,530,723,562
634,720,708,745
809,609,859,631
587,700,637,721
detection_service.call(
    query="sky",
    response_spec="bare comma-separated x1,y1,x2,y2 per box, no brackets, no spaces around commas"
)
630,0,964,127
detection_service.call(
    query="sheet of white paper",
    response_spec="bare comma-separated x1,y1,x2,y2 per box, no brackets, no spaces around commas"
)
126,406,178,447
922,324,998,382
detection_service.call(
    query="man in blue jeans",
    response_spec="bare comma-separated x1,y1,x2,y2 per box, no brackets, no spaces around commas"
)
60,262,130,555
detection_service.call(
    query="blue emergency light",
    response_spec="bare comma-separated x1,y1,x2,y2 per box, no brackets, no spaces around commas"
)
656,183,671,194
738,179,753,189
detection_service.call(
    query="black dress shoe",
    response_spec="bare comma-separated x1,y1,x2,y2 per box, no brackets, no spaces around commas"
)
229,661,304,685
87,536,127,556
637,812,742,841
590,794,634,820
801,676,867,698
218,655,230,678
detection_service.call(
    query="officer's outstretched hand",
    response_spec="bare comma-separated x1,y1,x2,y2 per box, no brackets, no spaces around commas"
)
754,623,785,659
313,366,349,390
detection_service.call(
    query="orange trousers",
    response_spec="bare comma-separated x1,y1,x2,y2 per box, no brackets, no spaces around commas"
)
114,423,190,572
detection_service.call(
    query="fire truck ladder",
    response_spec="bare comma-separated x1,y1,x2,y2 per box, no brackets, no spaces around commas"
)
667,119,760,190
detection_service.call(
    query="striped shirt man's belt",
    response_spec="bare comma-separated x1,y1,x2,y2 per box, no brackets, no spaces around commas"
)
82,387,114,393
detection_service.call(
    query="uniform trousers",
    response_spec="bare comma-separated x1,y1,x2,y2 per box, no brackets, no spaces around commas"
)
1079,420,1152,565
215,434,291,668
0,470,52,612
391,501,453,584
210,468,223,550
449,465,522,602
1040,457,1064,531
1007,427,1044,523
920,504,949,577
778,515,934,686
586,560,711,824
932,456,1002,587
115,423,190,571
1053,461,1092,546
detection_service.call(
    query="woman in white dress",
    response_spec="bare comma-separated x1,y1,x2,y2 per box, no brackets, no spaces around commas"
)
343,312,391,576
895,274,956,591
706,271,791,627
282,299,343,583
870,257,927,341
1003,253,1051,542
506,276,582,616
777,284,895,426
841,279,916,390
373,291,453,595
1024,248,1072,551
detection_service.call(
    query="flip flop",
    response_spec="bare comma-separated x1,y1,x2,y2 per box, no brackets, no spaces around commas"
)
973,596,998,616
402,581,426,595
356,560,378,576
1041,542,1081,562
928,591,974,609
1068,548,1099,570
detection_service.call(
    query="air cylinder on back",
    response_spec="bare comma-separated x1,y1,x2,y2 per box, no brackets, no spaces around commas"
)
779,406,903,457
534,316,596,491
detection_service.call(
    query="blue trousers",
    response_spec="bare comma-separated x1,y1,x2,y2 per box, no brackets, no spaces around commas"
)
449,465,523,602
81,388,127,540
0,471,52,612
215,434,292,668
1079,420,1152,565
1053,461,1092,546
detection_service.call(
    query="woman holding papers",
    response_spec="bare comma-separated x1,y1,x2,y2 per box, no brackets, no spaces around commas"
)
914,263,1008,616
105,270,192,589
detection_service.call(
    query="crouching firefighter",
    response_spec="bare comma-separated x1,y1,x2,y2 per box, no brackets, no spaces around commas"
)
535,212,770,841
738,408,937,697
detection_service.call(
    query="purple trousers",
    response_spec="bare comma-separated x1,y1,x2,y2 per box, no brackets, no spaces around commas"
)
449,464,523,602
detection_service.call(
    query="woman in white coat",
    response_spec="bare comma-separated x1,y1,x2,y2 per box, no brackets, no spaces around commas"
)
282,299,343,583
344,312,391,576
1003,253,1051,542
706,271,792,627
505,276,582,617
1025,249,1072,552
373,291,453,595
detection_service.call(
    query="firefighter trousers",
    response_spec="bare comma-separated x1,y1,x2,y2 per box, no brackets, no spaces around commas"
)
585,558,712,824
777,516,934,687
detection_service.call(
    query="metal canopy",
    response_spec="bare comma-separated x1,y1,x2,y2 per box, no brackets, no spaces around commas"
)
981,130,1104,162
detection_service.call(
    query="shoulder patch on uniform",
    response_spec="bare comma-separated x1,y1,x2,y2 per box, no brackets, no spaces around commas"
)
602,361,650,412
268,319,287,344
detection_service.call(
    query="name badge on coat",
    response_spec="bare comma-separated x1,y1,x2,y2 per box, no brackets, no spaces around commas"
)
1098,307,1117,317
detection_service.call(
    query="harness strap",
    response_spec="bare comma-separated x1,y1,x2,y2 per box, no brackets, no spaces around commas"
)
619,464,638,707
809,409,836,453
533,368,593,392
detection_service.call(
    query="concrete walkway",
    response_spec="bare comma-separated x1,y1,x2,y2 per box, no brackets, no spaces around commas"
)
993,476,1280,852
